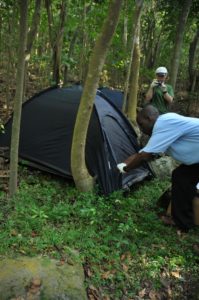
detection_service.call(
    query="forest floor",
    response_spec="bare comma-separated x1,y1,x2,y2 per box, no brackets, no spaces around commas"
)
0,80,199,299
0,169,199,299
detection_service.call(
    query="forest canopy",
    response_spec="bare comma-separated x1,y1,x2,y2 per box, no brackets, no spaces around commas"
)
0,0,198,99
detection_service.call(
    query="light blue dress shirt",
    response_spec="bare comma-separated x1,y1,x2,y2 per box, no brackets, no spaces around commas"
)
140,113,199,165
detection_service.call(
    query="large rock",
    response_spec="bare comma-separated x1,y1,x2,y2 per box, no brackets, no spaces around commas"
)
0,256,87,300
149,156,179,179
138,132,179,180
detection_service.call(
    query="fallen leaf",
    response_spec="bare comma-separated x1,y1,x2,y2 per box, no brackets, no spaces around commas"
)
101,270,112,279
120,251,131,261
28,286,40,295
88,296,96,300
84,266,92,277
102,296,110,300
88,285,99,300
10,229,18,236
31,231,38,237
149,290,158,300
56,259,65,266
138,288,146,298
121,263,128,272
167,286,172,298
31,277,41,287
171,271,180,278
120,253,126,261
18,249,26,254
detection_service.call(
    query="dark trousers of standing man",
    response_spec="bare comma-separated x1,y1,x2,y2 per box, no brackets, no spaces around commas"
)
171,163,199,230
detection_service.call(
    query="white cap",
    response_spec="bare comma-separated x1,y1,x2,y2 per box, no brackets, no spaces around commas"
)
155,66,168,74
196,182,199,190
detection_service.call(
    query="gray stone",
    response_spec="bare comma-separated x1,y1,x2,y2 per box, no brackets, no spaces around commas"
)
0,256,87,300
148,156,179,179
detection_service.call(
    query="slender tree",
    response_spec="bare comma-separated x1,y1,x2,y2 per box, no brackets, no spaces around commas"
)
23,0,42,98
27,0,42,55
122,0,144,114
122,0,128,50
188,28,199,92
71,0,123,192
3,2,18,110
142,2,162,70
127,21,141,124
79,1,88,83
63,27,79,85
9,0,28,197
169,0,192,91
45,0,68,84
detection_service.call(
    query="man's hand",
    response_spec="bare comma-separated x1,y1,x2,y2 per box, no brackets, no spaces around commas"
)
117,163,127,173
161,83,167,93
150,79,159,88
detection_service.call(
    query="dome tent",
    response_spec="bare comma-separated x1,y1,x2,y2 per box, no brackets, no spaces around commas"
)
0,85,151,194
98,86,124,110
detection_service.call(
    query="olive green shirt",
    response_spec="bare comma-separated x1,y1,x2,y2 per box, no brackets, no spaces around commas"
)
151,84,174,114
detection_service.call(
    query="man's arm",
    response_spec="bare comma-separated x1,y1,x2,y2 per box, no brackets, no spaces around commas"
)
145,79,158,102
145,86,153,102
163,92,173,104
161,83,173,104
117,152,153,173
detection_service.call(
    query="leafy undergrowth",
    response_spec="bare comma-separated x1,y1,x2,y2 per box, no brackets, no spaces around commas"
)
0,167,199,299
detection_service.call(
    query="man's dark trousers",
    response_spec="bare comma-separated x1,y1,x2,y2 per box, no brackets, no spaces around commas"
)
172,163,199,230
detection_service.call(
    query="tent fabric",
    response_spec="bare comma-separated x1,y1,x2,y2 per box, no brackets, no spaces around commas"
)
0,85,151,194
98,87,124,110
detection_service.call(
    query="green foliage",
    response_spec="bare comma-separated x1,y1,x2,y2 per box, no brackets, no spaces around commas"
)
0,0,197,91
0,169,198,298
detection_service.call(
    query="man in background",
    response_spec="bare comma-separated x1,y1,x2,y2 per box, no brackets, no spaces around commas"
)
145,67,174,114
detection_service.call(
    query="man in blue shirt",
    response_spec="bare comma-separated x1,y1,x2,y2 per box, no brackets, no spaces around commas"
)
117,105,199,231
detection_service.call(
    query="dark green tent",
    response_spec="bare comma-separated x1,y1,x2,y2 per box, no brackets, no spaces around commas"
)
0,85,151,194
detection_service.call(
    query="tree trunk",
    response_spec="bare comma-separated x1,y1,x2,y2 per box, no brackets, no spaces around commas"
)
23,0,41,100
79,1,88,83
5,18,13,110
45,0,68,84
4,3,18,111
143,7,162,70
122,0,144,114
27,0,42,54
151,32,161,67
45,0,54,47
122,0,128,49
127,23,141,123
63,27,79,85
188,28,199,92
71,0,123,192
54,1,67,84
144,17,155,68
9,0,28,197
169,0,192,91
